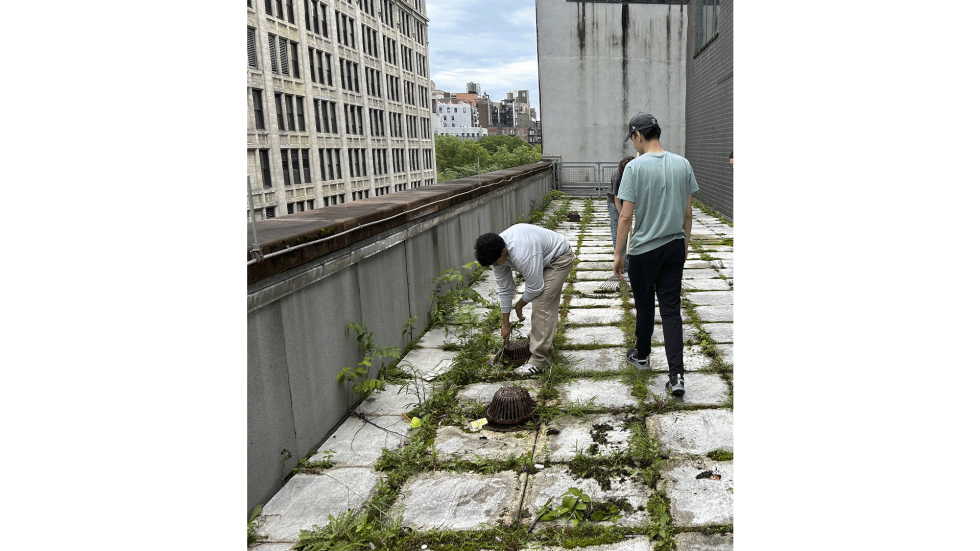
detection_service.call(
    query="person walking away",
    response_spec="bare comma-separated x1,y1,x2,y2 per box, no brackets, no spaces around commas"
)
612,112,699,396
607,156,635,279
474,224,575,376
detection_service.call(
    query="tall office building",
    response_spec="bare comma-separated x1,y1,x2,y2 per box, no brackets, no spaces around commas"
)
247,0,437,220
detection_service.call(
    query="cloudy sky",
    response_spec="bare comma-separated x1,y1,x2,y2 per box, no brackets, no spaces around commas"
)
425,0,540,116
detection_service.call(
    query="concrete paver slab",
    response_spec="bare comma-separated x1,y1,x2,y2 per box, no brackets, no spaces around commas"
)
540,414,633,461
540,538,653,551
317,415,409,467
563,348,628,373
249,544,295,551
578,253,614,262
684,291,733,306
682,260,713,270
523,467,650,529
577,261,613,271
715,344,733,365
565,326,625,346
579,246,613,254
558,379,638,409
693,305,734,322
682,269,722,279
716,269,733,278
682,279,732,291
570,297,621,308
661,460,734,527
393,471,522,531
398,348,457,380
434,426,536,461
675,532,734,551
257,470,382,542
648,409,734,456
576,270,613,281
566,308,623,325
414,327,452,348
355,384,430,417
701,323,733,344
647,373,729,406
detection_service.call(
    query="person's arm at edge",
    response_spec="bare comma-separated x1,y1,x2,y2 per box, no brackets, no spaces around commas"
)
684,194,693,257
613,200,634,279
615,196,623,214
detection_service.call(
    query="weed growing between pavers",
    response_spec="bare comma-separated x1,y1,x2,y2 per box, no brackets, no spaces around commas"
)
647,490,676,551
706,449,733,461
692,200,733,227
565,417,667,491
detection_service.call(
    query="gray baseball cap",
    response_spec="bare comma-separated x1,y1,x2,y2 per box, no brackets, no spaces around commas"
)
624,112,658,142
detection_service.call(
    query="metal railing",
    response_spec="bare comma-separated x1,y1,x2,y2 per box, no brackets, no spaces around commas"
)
551,162,620,198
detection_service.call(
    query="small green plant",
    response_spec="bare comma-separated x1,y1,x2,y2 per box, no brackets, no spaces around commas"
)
706,449,733,461
294,508,402,551
294,449,336,472
535,487,623,526
247,504,262,545
337,322,402,403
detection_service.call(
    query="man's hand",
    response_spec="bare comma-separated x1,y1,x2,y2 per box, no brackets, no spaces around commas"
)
514,299,526,322
613,253,626,280
501,314,512,343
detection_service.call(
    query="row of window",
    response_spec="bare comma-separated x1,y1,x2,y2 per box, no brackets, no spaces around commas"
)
251,87,430,139
254,146,428,191
252,0,426,61
362,24,379,58
250,26,428,90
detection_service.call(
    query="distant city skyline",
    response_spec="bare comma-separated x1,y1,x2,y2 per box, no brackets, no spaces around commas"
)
425,0,540,116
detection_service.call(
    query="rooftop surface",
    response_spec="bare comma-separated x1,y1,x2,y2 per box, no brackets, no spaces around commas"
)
249,197,734,551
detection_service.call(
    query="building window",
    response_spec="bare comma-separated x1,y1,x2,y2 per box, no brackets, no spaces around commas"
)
281,151,291,186
285,0,294,23
252,89,265,130
274,93,285,129
285,95,296,131
247,27,258,68
296,97,306,131
302,149,312,182
290,149,302,184
266,206,276,219
268,35,279,73
290,41,300,77
695,0,719,52
259,149,272,187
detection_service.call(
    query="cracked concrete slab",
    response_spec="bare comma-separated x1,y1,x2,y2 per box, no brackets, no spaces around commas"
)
317,415,410,467
355,383,430,417
648,409,733,456
393,471,523,531
434,426,536,461
661,460,734,527
397,348,457,380
256,470,382,542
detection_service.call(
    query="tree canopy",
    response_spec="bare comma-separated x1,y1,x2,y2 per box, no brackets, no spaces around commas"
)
434,135,542,183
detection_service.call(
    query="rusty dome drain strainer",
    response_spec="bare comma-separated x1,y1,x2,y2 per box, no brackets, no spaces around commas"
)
567,212,581,222
502,338,532,367
485,386,537,425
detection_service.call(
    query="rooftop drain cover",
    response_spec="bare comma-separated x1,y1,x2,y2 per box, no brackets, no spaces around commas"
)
485,386,537,426
566,212,581,222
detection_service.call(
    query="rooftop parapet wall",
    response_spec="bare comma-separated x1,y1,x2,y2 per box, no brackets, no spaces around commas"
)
247,162,554,515
247,162,554,286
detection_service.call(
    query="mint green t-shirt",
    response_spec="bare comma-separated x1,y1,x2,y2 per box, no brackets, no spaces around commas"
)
616,151,699,256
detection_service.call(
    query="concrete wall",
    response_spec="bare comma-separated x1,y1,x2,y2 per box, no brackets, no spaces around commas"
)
685,0,733,219
536,0,688,163
247,166,553,515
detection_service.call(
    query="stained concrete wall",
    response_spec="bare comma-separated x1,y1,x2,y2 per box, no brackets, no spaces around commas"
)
536,0,687,163
247,167,553,515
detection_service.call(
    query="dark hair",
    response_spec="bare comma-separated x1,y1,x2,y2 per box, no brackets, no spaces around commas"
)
729,151,733,160
617,156,634,176
637,123,661,141
474,233,505,266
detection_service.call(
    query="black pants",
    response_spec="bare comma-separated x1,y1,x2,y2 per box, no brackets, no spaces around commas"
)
627,238,686,377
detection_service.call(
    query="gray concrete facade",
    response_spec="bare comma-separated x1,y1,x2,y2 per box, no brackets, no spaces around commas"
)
536,0,688,162
247,168,552,515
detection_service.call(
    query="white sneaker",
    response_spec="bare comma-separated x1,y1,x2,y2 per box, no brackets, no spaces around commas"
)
513,364,543,376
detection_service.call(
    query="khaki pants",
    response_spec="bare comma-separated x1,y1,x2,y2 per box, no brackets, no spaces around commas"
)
528,249,575,368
